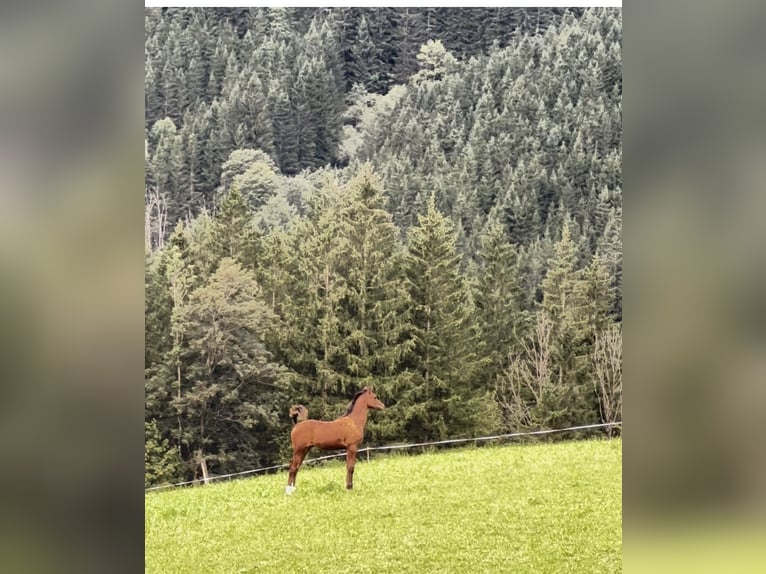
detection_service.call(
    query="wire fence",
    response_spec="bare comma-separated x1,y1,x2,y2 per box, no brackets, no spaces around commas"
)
145,421,622,492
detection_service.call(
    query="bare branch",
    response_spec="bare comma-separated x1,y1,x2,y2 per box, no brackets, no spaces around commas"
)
497,313,554,430
592,324,622,436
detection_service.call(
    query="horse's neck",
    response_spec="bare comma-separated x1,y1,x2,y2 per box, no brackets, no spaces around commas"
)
347,404,368,429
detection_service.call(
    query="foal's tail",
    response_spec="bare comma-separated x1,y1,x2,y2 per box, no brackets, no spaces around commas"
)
289,404,309,425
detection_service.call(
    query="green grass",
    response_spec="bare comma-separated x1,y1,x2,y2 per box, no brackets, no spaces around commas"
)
145,438,621,573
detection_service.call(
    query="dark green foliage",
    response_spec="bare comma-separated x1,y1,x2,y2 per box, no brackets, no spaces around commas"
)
145,420,184,487
175,258,288,475
145,8,621,476
212,184,261,269
536,223,605,433
265,167,412,439
474,218,529,388
144,7,591,225
399,197,498,441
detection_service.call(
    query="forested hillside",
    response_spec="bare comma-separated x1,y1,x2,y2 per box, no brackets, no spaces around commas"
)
144,7,622,487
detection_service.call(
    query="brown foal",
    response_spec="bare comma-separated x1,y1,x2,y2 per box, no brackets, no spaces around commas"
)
285,386,384,494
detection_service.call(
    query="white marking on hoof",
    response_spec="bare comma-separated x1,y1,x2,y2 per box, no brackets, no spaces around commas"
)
285,485,295,495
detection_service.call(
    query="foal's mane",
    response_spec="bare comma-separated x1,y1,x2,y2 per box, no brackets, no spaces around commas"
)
343,387,368,416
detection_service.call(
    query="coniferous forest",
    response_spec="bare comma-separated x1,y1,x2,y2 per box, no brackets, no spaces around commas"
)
144,7,622,487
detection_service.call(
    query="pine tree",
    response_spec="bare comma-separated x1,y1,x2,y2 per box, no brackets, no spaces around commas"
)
538,222,597,431
211,184,261,275
144,223,199,474
197,100,229,207
270,82,300,174
186,42,206,105
160,25,186,123
580,253,614,340
348,14,377,91
541,222,581,338
598,205,622,320
332,166,410,441
240,71,274,153
474,218,528,389
176,114,207,215
145,247,174,417
257,229,293,318
145,246,169,358
276,176,349,406
302,18,345,166
148,118,184,228
206,37,228,98
268,169,408,436
291,55,318,170
401,196,497,442
144,57,161,130
394,8,427,82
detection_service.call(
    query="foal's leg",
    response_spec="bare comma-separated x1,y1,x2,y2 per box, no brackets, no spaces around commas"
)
345,445,358,490
286,447,308,495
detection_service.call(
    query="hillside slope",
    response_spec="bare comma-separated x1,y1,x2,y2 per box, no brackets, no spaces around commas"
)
146,439,621,573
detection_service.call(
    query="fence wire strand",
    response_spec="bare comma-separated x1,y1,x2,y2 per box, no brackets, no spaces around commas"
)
145,421,622,492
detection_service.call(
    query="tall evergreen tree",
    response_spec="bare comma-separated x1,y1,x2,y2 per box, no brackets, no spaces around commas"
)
401,196,497,442
270,82,300,174
276,176,349,407
580,252,615,340
538,222,596,430
332,166,410,441
145,224,198,473
474,218,528,390
212,184,261,270
348,14,379,91
148,118,185,229
240,71,274,153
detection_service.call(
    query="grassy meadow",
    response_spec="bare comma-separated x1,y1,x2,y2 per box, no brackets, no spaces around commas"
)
145,438,622,573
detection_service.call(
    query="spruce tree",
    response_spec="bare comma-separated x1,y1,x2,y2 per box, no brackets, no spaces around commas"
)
580,253,615,340
348,14,378,91
539,222,597,431
149,118,184,225
333,166,410,441
474,218,528,390
401,196,496,442
276,176,349,408
241,71,274,153
291,55,318,170
212,184,261,270
144,223,198,473
270,82,300,174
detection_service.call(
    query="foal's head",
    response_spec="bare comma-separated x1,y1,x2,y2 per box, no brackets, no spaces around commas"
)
361,386,385,411
344,386,385,415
